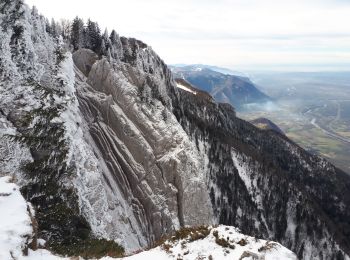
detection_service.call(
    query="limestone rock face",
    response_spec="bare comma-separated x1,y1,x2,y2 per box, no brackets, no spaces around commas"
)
73,48,214,251
72,49,99,76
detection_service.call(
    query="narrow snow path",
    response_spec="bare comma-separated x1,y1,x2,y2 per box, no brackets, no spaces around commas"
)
176,83,197,95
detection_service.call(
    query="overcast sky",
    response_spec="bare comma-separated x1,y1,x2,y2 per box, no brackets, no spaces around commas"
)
25,0,350,72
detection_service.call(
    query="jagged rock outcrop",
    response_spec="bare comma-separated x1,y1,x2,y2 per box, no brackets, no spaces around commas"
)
73,48,214,251
1,1,350,259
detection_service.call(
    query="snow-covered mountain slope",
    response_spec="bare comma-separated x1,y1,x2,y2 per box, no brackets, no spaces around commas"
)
0,1,124,258
1,1,350,259
122,225,297,260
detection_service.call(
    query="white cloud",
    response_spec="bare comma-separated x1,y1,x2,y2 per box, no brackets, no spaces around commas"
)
25,0,350,71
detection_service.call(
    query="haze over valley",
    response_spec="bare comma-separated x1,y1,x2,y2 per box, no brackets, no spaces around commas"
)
239,71,350,174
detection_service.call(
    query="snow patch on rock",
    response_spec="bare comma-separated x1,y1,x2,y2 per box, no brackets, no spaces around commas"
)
120,225,297,260
176,83,197,95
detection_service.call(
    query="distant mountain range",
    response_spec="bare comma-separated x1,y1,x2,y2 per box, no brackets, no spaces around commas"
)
171,64,248,77
171,65,271,110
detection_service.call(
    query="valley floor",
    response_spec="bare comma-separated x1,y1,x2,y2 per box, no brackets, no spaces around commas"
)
243,72,350,175
239,100,350,175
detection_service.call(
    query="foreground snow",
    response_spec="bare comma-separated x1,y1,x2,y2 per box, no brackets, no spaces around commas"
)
0,175,296,260
20,250,69,260
0,176,33,259
0,176,67,260
120,225,297,260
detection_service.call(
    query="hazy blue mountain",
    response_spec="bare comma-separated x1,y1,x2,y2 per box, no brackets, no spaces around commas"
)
171,65,271,110
171,64,248,77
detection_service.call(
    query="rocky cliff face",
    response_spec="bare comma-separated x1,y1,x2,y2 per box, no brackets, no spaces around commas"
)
1,1,350,259
73,47,214,251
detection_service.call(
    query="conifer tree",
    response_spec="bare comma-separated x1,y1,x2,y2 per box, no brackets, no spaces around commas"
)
50,18,58,37
45,18,52,34
60,19,71,40
100,28,112,57
70,16,85,50
85,19,102,53
109,29,122,59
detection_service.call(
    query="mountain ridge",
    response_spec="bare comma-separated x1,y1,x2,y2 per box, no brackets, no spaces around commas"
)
171,65,271,110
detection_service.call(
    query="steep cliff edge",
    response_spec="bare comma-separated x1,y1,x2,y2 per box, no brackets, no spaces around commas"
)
73,48,214,252
1,1,350,259
171,81,350,259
